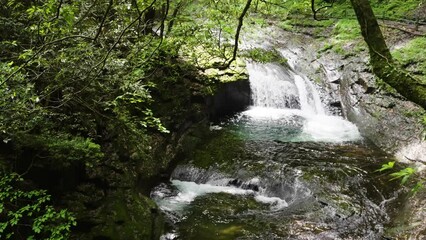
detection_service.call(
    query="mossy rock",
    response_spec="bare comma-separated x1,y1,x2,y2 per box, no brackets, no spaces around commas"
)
241,48,288,65
178,193,273,240
88,190,163,240
188,130,254,173
202,58,248,84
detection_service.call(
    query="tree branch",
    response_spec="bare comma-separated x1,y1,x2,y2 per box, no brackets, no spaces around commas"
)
1,35,94,87
94,0,114,41
93,0,158,73
311,0,334,20
160,0,170,38
220,0,252,70
167,0,185,34
259,0,288,10
48,0,63,22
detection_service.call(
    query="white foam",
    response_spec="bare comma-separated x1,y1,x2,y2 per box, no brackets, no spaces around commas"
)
156,180,253,212
160,233,178,240
155,180,289,212
209,125,223,131
254,195,288,211
242,106,305,120
301,114,362,142
241,107,361,143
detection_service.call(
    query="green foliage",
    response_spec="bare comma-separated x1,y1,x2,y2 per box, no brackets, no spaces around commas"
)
390,167,416,185
171,0,244,68
377,161,395,172
1,0,172,164
318,0,422,21
377,161,424,193
39,135,104,168
423,115,426,127
0,173,76,239
108,88,169,133
314,19,366,56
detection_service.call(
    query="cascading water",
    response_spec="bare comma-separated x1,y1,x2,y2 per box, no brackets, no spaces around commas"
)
151,52,403,240
247,61,325,115
242,61,361,143
247,62,300,109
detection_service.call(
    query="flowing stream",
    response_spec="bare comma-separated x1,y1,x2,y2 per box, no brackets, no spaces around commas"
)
151,61,403,239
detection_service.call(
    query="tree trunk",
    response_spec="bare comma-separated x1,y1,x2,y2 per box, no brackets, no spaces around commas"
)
350,0,426,109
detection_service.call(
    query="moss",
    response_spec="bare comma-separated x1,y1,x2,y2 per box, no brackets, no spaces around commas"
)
241,48,288,65
370,0,422,20
178,193,272,240
318,43,334,54
200,57,248,84
89,190,163,240
319,0,421,21
392,37,426,83
13,133,104,169
278,20,294,31
188,130,246,172
289,18,334,28
332,19,362,42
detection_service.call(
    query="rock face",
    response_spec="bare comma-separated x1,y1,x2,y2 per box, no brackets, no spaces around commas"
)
206,80,251,121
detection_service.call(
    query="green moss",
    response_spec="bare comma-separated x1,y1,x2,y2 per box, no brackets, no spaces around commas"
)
242,48,287,65
318,43,334,54
316,19,366,56
320,0,421,21
332,19,362,42
289,18,334,28
375,76,400,95
178,193,272,240
370,0,422,20
14,133,104,168
392,37,426,83
278,20,294,31
189,130,246,172
89,190,163,240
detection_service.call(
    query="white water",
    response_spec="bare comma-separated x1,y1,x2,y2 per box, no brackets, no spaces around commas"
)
247,62,299,109
153,179,288,213
244,61,361,143
294,74,325,115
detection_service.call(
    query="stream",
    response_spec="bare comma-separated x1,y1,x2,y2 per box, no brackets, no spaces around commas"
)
151,60,404,239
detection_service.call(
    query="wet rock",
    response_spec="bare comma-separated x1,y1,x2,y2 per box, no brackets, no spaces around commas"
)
228,178,260,192
206,79,251,121
71,190,164,240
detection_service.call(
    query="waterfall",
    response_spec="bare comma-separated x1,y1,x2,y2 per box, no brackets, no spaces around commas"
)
244,60,361,143
294,74,326,115
247,62,300,109
247,61,325,115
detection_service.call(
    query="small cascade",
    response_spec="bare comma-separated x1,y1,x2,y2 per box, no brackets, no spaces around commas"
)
151,165,308,214
247,62,300,109
294,74,325,115
244,60,361,143
247,61,325,115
